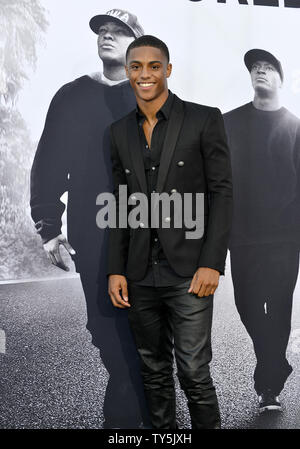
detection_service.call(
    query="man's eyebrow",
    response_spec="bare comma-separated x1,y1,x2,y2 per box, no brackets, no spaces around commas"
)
129,60,163,64
253,61,274,66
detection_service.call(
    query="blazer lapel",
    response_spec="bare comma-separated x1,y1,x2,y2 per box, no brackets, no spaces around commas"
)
156,95,185,193
127,111,148,195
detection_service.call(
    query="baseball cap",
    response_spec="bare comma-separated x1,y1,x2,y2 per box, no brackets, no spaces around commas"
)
244,49,284,81
89,9,144,39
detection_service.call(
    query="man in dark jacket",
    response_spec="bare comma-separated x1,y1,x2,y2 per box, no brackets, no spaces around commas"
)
224,49,300,413
30,9,150,429
108,35,233,429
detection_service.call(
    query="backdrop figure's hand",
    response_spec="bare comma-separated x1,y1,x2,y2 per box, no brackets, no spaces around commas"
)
43,234,76,271
108,275,130,309
188,267,220,298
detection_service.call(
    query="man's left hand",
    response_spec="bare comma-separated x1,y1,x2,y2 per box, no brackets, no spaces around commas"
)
188,267,220,298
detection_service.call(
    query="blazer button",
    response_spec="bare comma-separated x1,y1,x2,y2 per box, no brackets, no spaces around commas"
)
125,169,131,174
170,189,177,194
164,217,171,223
177,161,185,167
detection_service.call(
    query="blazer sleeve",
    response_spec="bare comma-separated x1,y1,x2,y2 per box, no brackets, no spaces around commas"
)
107,125,130,276
30,88,70,243
198,107,233,275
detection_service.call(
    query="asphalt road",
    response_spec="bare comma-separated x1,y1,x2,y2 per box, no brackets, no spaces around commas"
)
0,260,300,429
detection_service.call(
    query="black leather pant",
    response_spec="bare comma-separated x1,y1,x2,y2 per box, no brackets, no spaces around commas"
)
127,280,220,429
230,243,299,395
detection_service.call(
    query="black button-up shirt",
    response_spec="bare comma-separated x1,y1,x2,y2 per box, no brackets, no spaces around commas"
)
132,91,192,287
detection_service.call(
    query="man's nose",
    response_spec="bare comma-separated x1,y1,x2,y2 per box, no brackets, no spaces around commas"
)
257,67,266,74
103,31,113,40
140,67,151,79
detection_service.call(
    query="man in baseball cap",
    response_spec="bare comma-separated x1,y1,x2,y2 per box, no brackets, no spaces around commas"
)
224,49,300,414
244,48,284,82
30,9,149,428
89,9,144,85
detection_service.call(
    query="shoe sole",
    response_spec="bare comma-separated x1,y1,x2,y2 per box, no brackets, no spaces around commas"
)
259,405,282,413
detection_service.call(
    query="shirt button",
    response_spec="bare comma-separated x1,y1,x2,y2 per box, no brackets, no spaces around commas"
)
177,161,185,167
125,168,131,174
154,261,158,265
154,238,158,242
152,166,156,171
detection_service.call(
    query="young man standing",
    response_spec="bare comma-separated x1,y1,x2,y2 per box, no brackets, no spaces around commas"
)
224,49,300,413
108,35,232,429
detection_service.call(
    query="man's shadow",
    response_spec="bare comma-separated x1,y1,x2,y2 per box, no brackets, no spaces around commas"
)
247,411,283,429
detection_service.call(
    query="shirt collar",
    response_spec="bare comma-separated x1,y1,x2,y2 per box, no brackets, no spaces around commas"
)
136,90,174,121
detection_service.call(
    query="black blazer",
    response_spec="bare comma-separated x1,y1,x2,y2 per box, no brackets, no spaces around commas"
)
108,94,233,281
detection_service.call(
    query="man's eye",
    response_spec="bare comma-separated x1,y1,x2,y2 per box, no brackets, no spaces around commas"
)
266,66,274,71
131,65,139,70
152,65,159,70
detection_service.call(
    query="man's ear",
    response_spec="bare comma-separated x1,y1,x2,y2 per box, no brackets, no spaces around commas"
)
166,63,172,78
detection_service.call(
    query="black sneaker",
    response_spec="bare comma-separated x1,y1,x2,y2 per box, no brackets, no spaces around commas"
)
258,390,282,413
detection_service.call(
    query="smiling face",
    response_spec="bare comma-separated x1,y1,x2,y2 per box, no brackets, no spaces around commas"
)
250,60,282,96
97,21,135,65
125,46,172,102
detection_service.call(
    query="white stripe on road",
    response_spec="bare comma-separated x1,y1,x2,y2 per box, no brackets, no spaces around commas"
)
0,274,79,286
0,330,6,354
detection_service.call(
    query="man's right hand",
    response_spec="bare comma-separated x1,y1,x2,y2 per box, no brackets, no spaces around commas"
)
43,234,76,271
108,275,130,309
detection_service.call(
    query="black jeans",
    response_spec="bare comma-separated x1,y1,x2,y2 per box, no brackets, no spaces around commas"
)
127,280,220,429
230,243,299,395
80,271,150,428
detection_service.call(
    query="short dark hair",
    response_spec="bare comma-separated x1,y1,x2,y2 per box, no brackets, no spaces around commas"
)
126,35,170,63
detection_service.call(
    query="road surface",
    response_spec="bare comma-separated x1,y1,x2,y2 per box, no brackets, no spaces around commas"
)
1,262,300,429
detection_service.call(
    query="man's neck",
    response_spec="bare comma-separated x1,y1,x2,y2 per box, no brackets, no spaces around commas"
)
137,89,169,123
103,63,127,82
253,93,281,112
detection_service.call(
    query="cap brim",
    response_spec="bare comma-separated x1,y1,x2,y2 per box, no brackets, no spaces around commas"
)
89,14,134,36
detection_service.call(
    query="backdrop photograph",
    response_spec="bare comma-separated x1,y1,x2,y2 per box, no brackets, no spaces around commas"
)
0,0,300,430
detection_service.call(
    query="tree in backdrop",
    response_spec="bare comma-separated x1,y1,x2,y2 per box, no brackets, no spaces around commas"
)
0,0,66,279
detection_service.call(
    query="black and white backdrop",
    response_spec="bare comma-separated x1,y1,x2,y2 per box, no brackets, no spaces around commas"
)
1,0,300,430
